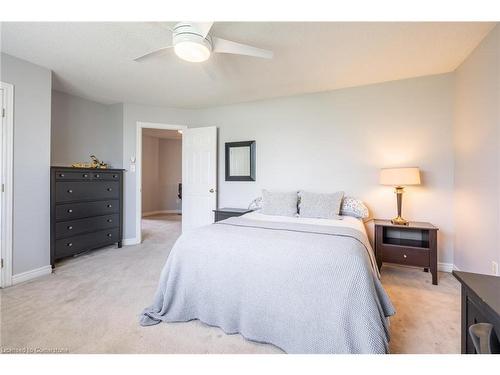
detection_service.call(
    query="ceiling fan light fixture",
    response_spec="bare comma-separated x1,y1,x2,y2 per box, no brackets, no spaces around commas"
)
174,41,210,62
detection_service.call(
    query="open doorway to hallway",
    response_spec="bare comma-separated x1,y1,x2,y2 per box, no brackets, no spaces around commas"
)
141,128,182,240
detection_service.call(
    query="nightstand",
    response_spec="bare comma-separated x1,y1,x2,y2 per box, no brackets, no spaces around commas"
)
213,208,253,222
374,219,439,285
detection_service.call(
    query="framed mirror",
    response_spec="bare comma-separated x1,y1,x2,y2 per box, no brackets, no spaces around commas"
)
225,141,256,181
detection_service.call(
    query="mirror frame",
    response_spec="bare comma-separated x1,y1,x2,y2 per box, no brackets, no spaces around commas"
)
225,141,256,181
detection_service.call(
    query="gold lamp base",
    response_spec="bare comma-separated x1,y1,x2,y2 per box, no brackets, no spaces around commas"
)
391,216,409,226
391,186,409,226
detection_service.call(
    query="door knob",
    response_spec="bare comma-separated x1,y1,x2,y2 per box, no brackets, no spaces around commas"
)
209,188,215,193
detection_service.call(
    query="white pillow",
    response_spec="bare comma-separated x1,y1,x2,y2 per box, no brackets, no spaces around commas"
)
298,191,344,219
261,190,298,216
340,196,369,219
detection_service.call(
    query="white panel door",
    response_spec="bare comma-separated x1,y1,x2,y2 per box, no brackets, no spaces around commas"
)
182,126,217,232
0,88,3,284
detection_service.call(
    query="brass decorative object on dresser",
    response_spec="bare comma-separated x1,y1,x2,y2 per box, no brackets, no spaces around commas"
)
50,167,125,268
374,219,438,285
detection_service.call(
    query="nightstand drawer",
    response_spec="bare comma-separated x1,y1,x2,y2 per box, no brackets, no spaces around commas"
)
381,245,430,267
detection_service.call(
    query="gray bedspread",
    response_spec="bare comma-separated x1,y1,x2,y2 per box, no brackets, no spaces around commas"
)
140,217,395,354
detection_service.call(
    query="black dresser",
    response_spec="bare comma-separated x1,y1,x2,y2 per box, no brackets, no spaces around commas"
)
50,167,125,267
453,271,500,354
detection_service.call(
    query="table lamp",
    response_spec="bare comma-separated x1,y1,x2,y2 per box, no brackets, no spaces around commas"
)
380,167,421,225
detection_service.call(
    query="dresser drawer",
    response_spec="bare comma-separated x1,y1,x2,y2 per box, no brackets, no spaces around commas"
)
55,181,119,203
381,245,430,267
55,228,119,258
55,200,119,221
91,171,121,180
55,214,119,239
55,171,93,180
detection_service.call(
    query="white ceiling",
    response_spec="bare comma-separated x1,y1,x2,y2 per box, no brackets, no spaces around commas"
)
143,128,182,140
1,22,496,108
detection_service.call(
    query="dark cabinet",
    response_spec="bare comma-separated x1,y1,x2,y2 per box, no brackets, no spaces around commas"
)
374,219,438,285
213,208,253,222
50,167,124,267
453,271,500,354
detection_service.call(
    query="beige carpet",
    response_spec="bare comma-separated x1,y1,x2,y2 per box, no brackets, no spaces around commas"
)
0,214,460,354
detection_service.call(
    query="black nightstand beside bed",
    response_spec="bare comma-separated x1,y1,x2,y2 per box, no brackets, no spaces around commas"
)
213,208,253,222
374,219,438,285
453,271,500,354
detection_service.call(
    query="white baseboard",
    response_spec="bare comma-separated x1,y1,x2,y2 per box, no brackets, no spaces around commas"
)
123,237,140,246
438,262,454,273
142,210,181,217
12,265,52,285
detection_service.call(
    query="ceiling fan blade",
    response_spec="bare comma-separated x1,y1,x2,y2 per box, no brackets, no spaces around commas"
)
133,46,173,62
191,22,214,38
212,37,273,59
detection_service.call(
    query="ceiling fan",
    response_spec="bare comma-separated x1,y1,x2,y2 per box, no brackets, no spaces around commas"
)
134,22,274,63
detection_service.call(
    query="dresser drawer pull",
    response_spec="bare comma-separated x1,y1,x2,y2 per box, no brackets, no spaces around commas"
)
67,189,73,193
107,219,113,223
107,233,112,237
59,173,65,177
107,204,112,208
403,254,407,259
107,188,112,191
67,242,73,247
95,174,100,178
67,209,73,213
113,174,118,178
83,174,88,178
67,226,73,230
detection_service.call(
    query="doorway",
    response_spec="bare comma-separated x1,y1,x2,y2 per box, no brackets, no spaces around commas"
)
135,122,217,244
0,81,14,288
135,122,186,243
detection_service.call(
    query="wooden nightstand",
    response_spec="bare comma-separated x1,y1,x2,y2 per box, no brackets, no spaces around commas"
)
374,219,439,285
213,208,253,222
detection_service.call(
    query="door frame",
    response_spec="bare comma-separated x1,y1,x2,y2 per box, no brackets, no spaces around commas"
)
135,122,187,244
1,82,14,288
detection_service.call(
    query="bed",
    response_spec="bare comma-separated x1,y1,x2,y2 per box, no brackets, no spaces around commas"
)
140,211,395,354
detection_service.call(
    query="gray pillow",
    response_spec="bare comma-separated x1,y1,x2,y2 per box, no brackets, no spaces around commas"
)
261,190,298,216
298,191,344,219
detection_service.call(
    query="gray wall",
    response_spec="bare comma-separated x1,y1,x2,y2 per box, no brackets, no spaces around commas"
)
158,138,182,212
51,90,123,168
454,25,500,274
1,53,52,275
121,74,455,264
141,134,160,213
141,135,182,214
193,74,455,264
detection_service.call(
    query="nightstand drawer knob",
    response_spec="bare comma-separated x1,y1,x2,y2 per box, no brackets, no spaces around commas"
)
403,254,407,259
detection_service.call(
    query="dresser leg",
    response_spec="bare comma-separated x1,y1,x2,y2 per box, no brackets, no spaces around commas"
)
118,241,122,248
424,268,429,272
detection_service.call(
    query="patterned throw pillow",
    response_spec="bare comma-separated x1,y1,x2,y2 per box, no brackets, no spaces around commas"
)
298,191,344,219
248,196,263,210
340,196,369,219
261,190,298,216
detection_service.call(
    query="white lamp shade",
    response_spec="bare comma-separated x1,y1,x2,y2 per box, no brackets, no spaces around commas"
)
380,167,421,186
